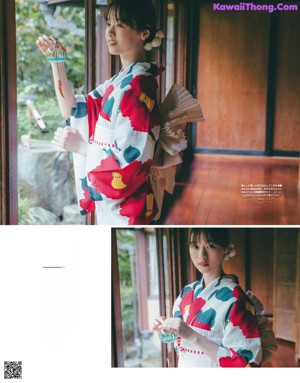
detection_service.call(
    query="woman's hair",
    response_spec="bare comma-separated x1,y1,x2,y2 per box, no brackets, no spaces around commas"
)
103,0,157,43
188,228,230,248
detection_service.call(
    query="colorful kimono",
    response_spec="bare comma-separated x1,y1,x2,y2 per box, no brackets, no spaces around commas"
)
70,62,162,224
173,274,262,367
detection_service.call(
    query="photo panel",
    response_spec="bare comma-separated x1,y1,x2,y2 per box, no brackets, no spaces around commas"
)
112,226,300,369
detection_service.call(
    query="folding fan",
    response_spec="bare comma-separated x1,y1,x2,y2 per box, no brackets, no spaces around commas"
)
246,290,278,362
151,84,204,220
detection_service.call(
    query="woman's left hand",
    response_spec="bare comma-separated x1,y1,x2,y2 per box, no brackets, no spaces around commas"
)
52,127,88,156
160,318,195,341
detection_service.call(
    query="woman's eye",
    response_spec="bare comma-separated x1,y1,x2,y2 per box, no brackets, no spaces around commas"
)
116,23,124,27
207,243,216,249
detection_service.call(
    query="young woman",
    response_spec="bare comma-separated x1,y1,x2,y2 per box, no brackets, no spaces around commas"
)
36,0,164,224
153,228,263,367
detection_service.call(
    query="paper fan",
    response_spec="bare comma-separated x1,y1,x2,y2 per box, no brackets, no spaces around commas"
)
150,84,204,220
246,290,265,315
158,84,204,157
246,290,278,362
160,84,204,127
159,124,187,155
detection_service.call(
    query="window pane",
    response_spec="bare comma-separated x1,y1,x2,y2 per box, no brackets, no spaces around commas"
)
116,229,161,367
16,0,85,224
165,2,175,93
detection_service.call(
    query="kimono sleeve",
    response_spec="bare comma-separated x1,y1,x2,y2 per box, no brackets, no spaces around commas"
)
70,80,110,215
86,74,161,223
217,286,262,367
172,292,184,319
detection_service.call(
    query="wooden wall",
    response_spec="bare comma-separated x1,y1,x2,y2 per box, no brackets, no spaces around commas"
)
223,229,273,314
195,3,300,155
273,12,300,151
273,229,299,342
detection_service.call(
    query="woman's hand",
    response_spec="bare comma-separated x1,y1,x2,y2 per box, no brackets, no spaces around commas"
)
36,34,67,62
152,316,167,331
153,316,195,341
52,127,88,156
36,34,57,55
160,318,196,340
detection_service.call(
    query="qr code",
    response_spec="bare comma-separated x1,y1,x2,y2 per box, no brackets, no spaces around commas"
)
4,362,22,379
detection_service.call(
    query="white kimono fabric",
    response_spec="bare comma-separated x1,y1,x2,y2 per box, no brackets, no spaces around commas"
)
69,62,162,225
173,274,262,367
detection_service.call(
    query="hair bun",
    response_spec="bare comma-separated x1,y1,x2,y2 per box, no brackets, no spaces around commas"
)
144,30,165,51
223,242,236,261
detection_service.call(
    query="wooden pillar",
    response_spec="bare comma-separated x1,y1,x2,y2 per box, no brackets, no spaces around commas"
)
111,228,125,367
84,0,96,224
0,0,18,224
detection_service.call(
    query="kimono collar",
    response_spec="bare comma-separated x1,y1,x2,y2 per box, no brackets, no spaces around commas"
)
120,61,165,77
200,273,239,289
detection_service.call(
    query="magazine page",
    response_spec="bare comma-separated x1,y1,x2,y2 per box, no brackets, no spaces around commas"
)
0,226,111,383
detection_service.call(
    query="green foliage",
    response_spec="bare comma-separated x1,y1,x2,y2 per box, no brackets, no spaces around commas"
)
116,230,136,342
117,229,135,284
18,186,32,224
120,284,134,342
16,0,85,140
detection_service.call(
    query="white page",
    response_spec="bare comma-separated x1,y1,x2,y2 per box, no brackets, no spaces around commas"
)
0,225,111,383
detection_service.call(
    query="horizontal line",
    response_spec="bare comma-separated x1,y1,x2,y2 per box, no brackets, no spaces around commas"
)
272,150,299,157
193,148,265,156
192,147,299,158
42,266,66,268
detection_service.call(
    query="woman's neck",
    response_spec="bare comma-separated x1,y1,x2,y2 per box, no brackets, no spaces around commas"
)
202,269,224,287
120,50,146,70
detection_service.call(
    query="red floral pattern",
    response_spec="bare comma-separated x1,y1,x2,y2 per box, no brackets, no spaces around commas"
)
79,188,95,215
230,286,260,339
119,180,158,224
86,94,103,141
119,75,160,132
99,84,114,122
219,349,250,368
88,156,152,200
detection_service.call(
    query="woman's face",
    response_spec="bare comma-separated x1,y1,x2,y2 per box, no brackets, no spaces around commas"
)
189,234,226,276
105,14,147,57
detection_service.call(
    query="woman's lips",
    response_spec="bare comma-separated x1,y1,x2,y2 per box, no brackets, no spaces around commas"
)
198,262,209,267
108,41,117,46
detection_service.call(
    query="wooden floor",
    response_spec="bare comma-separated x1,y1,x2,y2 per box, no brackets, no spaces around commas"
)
161,154,300,225
263,339,300,368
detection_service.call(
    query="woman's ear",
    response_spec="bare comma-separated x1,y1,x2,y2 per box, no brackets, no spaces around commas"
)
140,29,150,41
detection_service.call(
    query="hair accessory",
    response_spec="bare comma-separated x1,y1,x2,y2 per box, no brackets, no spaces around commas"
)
144,30,165,51
223,242,236,261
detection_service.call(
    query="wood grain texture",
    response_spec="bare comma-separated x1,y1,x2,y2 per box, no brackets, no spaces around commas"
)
273,229,299,342
161,154,300,225
196,4,269,150
273,12,300,151
263,339,300,367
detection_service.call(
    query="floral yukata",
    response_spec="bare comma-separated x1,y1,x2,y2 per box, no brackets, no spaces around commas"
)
70,62,162,224
173,274,262,367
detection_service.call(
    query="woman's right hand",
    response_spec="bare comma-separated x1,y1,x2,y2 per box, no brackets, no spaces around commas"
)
152,316,167,331
36,34,67,62
36,34,57,55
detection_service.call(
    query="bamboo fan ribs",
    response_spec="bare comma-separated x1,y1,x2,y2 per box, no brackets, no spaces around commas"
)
150,84,204,220
156,84,204,161
153,83,204,167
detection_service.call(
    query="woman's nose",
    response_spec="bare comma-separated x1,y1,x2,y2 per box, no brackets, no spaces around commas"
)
197,246,208,260
107,26,115,36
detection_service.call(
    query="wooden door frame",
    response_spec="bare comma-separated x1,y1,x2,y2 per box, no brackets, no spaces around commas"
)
0,0,18,224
